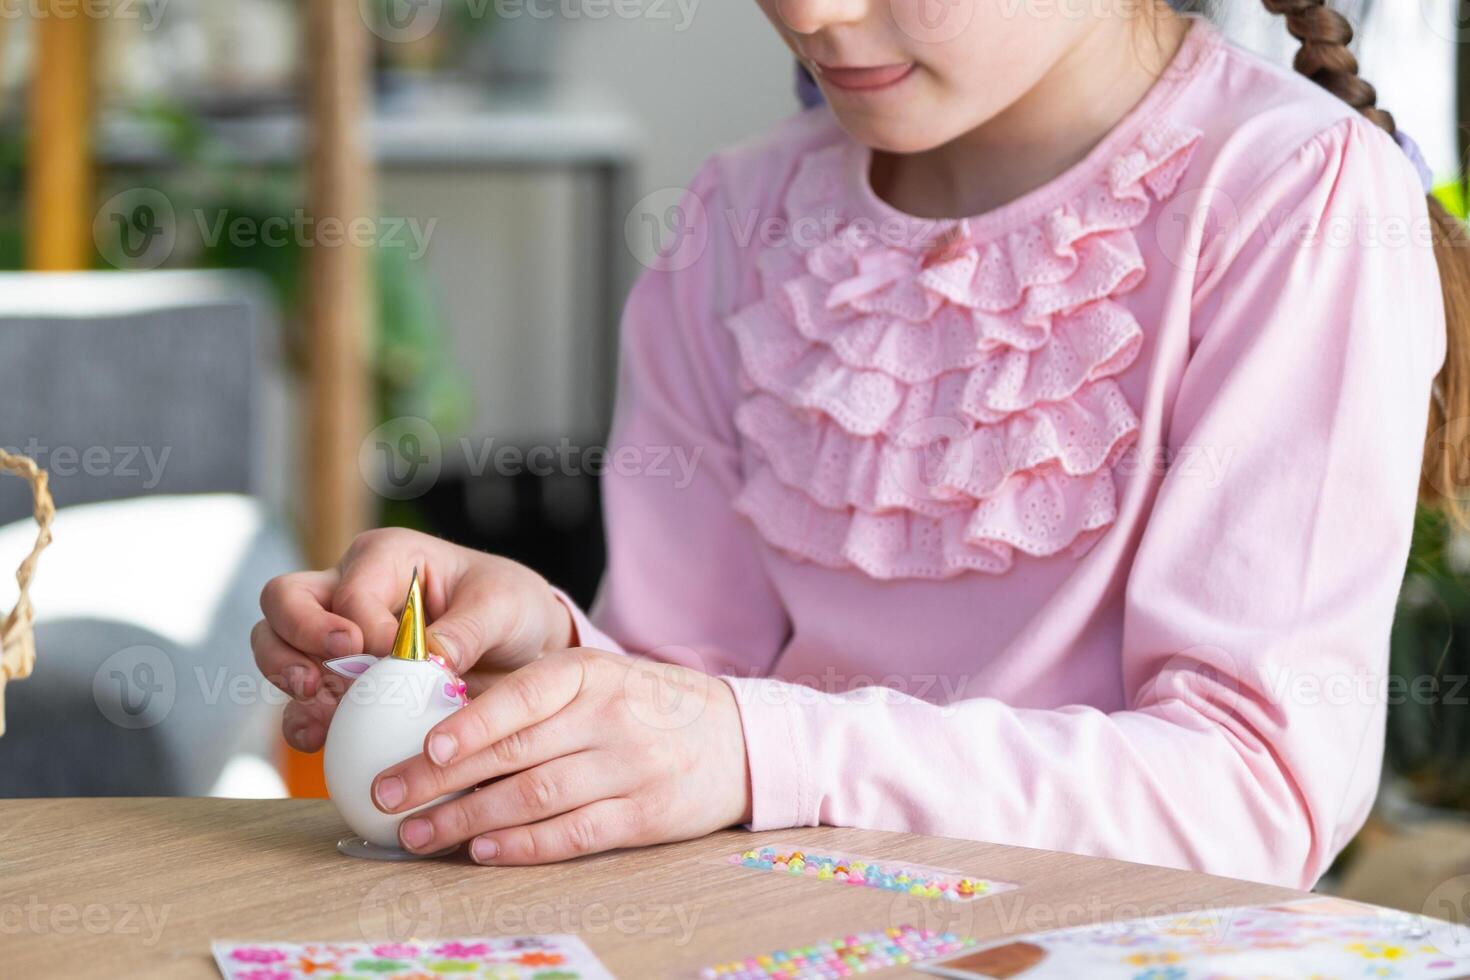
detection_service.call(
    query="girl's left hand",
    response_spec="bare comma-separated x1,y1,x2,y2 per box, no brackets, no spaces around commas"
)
369,648,752,863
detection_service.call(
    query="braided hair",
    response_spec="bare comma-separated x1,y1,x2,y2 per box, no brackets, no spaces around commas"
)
1260,1,1395,132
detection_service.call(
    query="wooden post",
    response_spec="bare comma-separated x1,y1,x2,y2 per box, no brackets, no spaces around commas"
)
303,0,374,569
288,0,376,798
26,2,94,271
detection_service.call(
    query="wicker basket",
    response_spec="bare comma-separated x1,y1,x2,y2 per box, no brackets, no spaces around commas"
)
0,450,53,737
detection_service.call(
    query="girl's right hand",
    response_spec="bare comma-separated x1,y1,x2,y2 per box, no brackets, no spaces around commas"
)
251,527,576,753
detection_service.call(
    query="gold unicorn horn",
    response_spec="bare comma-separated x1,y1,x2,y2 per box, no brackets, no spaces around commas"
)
389,567,428,662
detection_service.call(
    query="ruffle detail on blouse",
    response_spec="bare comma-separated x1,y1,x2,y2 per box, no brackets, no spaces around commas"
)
725,118,1203,580
736,464,1120,579
734,384,1139,517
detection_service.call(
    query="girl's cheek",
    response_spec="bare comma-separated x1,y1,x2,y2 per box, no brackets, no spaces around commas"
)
889,0,980,47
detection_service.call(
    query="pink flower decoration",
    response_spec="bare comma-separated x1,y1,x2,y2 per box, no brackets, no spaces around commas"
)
371,943,420,958
433,941,490,958
429,655,469,705
237,969,290,980
230,948,288,964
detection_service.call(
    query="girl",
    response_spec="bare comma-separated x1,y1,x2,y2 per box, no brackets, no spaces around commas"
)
253,0,1464,889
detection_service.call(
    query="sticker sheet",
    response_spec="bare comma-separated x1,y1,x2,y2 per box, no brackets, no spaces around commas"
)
917,896,1470,979
212,934,613,979
723,843,1016,902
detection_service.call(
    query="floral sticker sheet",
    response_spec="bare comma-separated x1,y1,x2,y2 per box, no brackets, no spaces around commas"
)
212,934,613,980
917,897,1470,979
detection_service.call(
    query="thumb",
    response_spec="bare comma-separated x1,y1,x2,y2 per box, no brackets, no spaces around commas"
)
426,576,552,675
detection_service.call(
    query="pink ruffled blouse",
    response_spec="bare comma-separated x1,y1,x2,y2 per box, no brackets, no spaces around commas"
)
560,19,1446,888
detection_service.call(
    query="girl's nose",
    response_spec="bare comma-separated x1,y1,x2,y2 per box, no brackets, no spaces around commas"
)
775,0,868,35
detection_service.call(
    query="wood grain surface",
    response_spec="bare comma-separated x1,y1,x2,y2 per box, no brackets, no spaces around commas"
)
0,797,1303,977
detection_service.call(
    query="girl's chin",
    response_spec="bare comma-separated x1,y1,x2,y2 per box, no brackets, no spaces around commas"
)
830,116,955,156
823,91,972,155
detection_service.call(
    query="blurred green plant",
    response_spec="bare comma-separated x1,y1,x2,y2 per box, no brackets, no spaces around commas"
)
0,99,469,529
122,100,467,434
0,126,25,269
363,0,505,74
1387,181,1470,811
1434,181,1467,222
1389,506,1470,809
361,0,506,35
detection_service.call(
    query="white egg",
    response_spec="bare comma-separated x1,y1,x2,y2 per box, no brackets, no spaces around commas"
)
323,655,466,850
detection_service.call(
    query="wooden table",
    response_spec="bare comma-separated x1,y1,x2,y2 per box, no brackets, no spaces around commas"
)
1,798,1302,977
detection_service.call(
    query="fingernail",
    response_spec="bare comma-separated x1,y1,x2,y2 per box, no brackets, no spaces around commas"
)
285,720,316,751
427,630,457,667
326,630,353,658
284,665,311,699
428,733,457,766
284,720,306,748
374,776,405,811
400,818,432,850
471,837,499,863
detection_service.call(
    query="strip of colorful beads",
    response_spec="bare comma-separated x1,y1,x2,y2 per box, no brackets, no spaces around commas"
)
697,924,976,979
728,846,1005,902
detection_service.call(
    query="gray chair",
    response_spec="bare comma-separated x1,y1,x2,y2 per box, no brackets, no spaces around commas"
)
0,271,299,798
0,271,276,523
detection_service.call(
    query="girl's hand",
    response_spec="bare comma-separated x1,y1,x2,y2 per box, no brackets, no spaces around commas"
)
251,528,576,753
369,648,752,863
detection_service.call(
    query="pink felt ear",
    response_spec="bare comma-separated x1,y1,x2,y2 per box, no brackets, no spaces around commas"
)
323,655,378,678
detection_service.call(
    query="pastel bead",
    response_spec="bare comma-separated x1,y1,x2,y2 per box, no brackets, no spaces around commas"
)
728,847,996,907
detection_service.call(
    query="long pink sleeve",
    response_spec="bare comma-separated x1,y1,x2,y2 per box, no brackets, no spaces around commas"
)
565,162,791,677
723,118,1444,888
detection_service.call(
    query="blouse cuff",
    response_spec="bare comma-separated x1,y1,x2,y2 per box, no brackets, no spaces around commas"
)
548,586,625,655
720,676,815,831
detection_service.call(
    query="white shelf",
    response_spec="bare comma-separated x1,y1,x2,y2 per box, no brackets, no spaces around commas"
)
99,86,642,169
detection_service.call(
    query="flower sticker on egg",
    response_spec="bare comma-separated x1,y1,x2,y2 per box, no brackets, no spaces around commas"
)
428,653,469,706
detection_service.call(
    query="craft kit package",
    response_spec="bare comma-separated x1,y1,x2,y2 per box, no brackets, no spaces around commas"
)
917,897,1470,979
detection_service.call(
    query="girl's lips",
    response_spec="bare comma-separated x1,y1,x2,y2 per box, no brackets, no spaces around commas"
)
815,62,916,93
